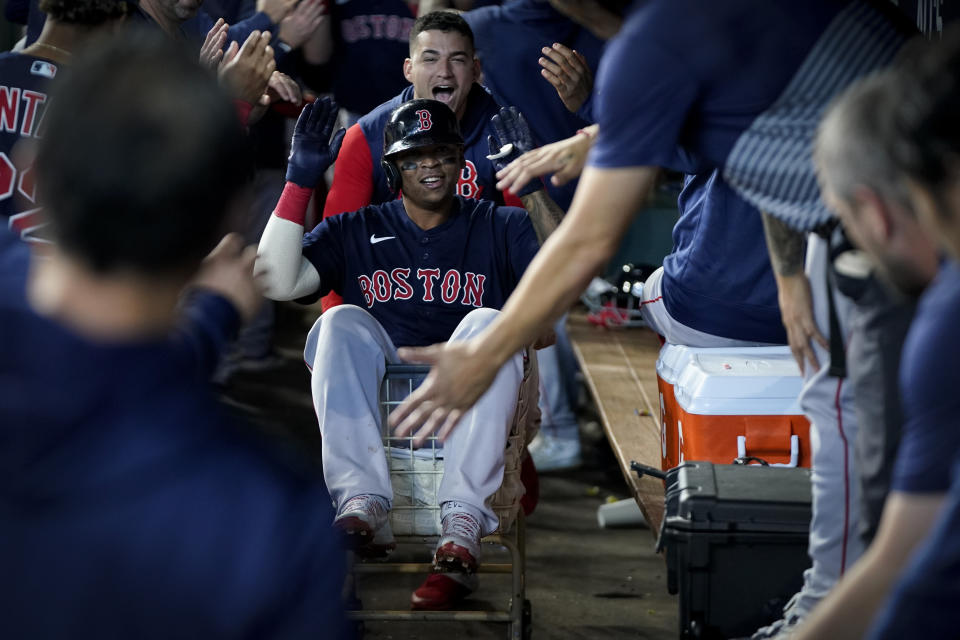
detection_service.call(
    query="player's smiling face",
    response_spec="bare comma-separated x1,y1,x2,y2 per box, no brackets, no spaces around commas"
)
396,144,464,210
404,30,480,122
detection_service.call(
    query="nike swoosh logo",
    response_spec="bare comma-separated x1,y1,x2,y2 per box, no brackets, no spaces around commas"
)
370,234,396,245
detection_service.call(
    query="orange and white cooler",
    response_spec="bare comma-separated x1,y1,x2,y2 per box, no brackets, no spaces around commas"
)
670,350,811,468
656,345,799,470
656,344,693,471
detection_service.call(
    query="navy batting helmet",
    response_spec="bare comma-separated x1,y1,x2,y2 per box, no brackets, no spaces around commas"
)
382,99,463,193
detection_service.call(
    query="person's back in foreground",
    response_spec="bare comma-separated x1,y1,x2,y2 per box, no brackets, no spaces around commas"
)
0,30,348,639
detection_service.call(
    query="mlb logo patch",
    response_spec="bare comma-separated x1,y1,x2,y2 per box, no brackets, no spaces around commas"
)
30,60,57,79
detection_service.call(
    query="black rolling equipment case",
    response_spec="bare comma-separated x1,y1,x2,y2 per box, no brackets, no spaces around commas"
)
658,461,813,639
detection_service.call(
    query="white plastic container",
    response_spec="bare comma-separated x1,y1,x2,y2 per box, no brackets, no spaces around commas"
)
672,352,810,468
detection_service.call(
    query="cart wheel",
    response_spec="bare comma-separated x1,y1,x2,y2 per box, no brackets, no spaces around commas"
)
522,599,532,640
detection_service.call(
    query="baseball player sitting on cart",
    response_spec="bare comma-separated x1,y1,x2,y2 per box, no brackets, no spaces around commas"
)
256,97,544,609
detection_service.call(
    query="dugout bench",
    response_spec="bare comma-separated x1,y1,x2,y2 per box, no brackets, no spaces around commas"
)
566,310,665,538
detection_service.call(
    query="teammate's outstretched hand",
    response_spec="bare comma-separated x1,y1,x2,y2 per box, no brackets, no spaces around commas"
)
199,18,229,70
496,125,596,193
390,339,502,445
257,0,297,24
539,42,592,113
487,106,541,197
286,97,345,187
191,233,263,323
219,30,275,106
267,70,302,103
279,0,326,50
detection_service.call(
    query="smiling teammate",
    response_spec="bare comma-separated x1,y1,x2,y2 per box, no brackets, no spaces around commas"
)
256,97,542,610
319,9,564,310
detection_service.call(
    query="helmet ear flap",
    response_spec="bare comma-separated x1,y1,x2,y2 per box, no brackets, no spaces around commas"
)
382,158,401,195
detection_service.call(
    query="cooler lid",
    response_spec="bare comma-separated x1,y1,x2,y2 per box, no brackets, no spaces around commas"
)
675,353,804,415
657,345,791,386
656,344,691,383
664,461,812,533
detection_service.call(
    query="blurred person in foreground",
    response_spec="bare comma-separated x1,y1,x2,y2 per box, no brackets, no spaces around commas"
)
861,27,960,640
0,30,348,638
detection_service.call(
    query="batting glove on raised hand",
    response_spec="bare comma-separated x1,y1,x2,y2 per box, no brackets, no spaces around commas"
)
487,106,542,197
286,97,346,188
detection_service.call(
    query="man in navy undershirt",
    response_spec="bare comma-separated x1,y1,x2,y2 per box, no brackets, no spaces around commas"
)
0,32,347,637
391,4,913,637
858,29,960,640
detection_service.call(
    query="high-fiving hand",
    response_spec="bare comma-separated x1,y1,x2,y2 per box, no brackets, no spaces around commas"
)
286,97,346,188
487,107,541,197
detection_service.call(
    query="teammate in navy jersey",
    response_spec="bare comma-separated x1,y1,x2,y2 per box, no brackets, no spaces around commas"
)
464,0,604,211
0,0,129,241
305,0,417,120
257,97,543,610
1,32,347,637
391,6,913,637
861,28,960,639
320,10,565,308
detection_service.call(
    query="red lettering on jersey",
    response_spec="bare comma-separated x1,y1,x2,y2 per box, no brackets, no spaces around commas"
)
457,159,482,199
369,14,385,38
391,267,413,300
441,269,461,303
358,274,374,307
373,269,392,302
20,91,45,138
417,268,441,302
462,272,486,307
385,15,400,39
0,87,20,134
357,15,371,38
416,109,432,132
17,163,35,203
341,18,357,43
8,207,43,238
0,153,14,200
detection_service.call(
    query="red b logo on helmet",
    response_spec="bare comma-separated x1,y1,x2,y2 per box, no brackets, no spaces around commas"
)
415,109,433,131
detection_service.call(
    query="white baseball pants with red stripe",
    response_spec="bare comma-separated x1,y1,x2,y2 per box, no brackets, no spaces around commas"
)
638,266,774,348
791,233,864,617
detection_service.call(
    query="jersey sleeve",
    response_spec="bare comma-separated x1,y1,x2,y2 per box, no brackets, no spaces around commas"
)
322,124,374,220
891,267,960,494
321,123,373,309
170,291,241,381
588,31,697,170
298,217,347,304
504,207,540,285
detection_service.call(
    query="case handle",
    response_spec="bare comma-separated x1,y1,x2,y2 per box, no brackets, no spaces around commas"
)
736,434,799,467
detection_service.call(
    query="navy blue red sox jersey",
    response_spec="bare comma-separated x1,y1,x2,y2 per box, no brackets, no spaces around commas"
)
0,52,54,240
330,0,416,115
301,196,539,347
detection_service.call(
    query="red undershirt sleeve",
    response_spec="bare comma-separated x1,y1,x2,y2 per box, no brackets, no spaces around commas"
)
322,124,374,220
503,190,525,208
273,183,314,225
233,99,254,127
320,123,373,310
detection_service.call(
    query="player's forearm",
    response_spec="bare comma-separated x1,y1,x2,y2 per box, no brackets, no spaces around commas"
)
519,189,565,245
762,211,807,278
477,166,657,364
256,183,321,300
793,492,946,640
301,16,332,65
